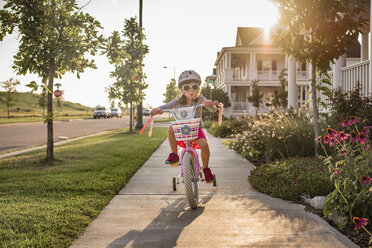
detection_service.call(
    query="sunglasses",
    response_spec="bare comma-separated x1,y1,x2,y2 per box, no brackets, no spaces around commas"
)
182,84,199,91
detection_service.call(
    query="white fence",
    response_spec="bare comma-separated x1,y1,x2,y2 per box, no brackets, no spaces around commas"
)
341,60,370,97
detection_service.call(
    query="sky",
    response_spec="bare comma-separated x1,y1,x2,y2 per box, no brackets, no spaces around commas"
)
0,0,279,109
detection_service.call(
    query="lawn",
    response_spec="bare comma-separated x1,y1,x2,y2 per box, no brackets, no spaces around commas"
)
0,127,167,247
0,115,92,124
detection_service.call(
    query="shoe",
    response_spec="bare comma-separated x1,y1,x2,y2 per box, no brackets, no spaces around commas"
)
203,167,214,183
165,152,179,165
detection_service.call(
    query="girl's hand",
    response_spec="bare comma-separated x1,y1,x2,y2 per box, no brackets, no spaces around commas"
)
204,100,218,107
151,108,163,116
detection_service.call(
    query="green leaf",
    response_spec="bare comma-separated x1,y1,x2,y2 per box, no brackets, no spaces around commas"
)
26,81,38,92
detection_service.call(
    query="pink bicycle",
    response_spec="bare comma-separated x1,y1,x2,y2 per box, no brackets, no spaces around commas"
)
141,102,223,209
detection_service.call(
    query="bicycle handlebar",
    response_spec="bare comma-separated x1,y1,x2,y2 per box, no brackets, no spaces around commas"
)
140,101,223,138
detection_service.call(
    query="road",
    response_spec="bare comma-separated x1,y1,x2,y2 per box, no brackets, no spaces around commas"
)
0,116,160,153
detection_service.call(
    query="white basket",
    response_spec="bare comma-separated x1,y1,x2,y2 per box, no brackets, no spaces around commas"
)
171,118,200,141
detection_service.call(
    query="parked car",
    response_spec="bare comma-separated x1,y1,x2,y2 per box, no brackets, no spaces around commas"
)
93,107,110,119
110,108,122,118
142,109,151,116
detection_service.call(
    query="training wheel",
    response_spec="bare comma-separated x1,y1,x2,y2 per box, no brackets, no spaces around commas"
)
172,177,177,191
213,174,217,187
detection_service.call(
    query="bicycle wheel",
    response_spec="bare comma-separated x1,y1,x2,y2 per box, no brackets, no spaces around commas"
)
182,152,198,209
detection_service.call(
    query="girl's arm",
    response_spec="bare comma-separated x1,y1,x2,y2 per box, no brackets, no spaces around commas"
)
201,97,217,113
151,96,179,115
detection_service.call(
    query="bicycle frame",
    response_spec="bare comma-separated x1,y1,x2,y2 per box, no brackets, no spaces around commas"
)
162,104,205,181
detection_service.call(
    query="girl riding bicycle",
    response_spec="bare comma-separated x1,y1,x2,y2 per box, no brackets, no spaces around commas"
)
151,70,217,183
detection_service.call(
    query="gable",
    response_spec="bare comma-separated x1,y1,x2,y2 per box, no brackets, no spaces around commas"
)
235,27,264,47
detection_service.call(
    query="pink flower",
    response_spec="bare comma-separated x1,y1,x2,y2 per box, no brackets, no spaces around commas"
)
349,116,360,125
327,128,337,139
332,168,341,176
359,175,371,186
337,149,346,156
357,132,369,144
324,135,330,144
341,120,350,127
329,138,339,147
363,145,370,151
337,131,349,141
350,131,358,143
353,217,368,230
361,128,370,136
314,136,321,141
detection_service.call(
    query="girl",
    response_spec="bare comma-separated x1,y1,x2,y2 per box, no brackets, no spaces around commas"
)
151,70,217,182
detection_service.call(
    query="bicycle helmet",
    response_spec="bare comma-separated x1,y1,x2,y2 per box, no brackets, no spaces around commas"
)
178,70,201,88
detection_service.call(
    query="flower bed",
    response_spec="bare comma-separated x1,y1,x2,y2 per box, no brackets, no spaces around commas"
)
249,157,333,201
228,110,315,162
317,116,372,245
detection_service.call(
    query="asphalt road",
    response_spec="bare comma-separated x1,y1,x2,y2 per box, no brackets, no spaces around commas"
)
0,116,157,153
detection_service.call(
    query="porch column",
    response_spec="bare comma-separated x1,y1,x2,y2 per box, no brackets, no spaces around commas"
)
288,56,298,110
226,53,231,69
226,85,231,100
361,33,369,61
333,54,346,89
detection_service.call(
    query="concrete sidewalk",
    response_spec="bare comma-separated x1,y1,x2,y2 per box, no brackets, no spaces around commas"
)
70,132,357,248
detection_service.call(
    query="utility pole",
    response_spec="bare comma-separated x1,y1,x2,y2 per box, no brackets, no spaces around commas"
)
135,0,144,130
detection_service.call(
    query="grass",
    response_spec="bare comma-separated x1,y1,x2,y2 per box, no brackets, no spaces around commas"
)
0,115,92,124
0,91,93,118
0,127,168,247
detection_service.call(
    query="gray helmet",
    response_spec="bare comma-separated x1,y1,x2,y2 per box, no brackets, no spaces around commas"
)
178,70,201,88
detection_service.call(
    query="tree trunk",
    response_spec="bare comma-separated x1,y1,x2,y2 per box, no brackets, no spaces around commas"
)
46,60,55,161
311,64,319,157
129,102,133,133
7,102,9,119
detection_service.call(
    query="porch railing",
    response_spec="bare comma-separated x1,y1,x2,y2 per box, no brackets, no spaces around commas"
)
341,60,370,97
232,102,251,113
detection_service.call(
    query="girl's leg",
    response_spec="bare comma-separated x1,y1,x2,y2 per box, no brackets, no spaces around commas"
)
168,125,178,154
193,138,210,168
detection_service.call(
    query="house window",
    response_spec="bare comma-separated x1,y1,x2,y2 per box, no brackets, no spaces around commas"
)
258,60,263,71
263,60,271,71
297,62,307,71
272,60,277,71
302,62,306,71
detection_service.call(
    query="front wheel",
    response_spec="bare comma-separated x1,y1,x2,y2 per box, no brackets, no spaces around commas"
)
183,152,198,209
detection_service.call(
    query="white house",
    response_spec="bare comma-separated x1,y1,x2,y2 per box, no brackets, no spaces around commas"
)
214,3,372,118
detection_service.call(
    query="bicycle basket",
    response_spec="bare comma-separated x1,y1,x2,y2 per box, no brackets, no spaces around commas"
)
171,118,200,141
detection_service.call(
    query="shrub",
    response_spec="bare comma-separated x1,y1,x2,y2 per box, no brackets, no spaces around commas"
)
229,110,315,162
207,121,233,138
206,117,251,138
328,83,372,128
249,157,333,201
318,117,372,229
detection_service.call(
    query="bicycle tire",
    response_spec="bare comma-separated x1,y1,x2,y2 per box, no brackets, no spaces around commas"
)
183,152,198,209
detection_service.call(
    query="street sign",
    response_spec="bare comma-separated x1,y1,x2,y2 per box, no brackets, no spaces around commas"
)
54,89,62,98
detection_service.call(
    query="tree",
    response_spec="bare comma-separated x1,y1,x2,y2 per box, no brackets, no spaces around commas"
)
247,80,263,115
38,78,48,117
271,0,367,156
272,69,288,109
0,78,20,118
163,78,179,103
105,17,149,133
0,0,104,161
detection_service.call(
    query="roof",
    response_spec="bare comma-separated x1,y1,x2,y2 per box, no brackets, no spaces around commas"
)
235,27,264,47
